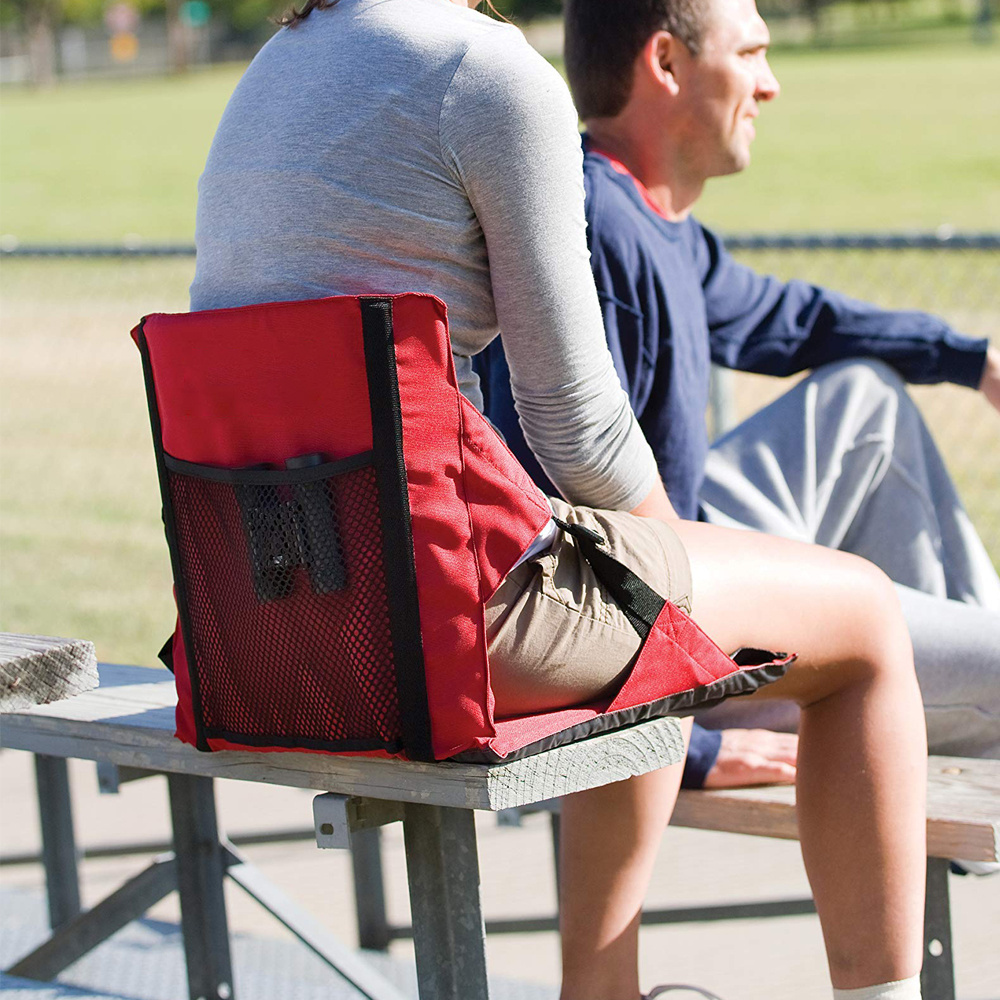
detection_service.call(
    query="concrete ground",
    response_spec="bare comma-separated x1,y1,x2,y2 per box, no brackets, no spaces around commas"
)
1,751,998,1000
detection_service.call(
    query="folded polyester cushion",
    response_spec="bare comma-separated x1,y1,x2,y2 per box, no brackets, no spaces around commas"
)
133,293,791,762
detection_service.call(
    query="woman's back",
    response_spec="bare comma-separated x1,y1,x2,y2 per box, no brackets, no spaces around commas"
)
193,0,506,343
191,0,656,510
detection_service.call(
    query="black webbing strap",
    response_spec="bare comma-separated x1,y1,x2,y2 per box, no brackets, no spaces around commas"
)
552,517,666,642
360,296,435,762
136,320,209,750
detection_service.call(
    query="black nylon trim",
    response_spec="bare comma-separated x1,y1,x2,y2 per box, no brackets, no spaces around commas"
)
163,450,374,485
360,296,434,762
157,634,174,674
136,320,210,751
553,517,666,640
452,656,795,764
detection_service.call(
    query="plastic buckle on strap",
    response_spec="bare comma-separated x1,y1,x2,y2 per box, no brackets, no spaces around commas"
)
552,516,606,548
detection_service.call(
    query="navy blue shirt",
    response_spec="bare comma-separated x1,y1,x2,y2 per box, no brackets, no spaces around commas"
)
476,143,989,785
479,145,988,520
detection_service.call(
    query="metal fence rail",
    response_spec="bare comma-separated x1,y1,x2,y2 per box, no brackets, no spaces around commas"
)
4,231,999,256
1,234,997,666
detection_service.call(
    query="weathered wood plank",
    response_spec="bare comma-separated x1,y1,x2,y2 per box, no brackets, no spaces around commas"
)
671,756,1000,863
5,663,995,860
0,633,98,711
0,663,684,812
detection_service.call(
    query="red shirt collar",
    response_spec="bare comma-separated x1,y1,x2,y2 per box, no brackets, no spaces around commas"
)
586,142,671,221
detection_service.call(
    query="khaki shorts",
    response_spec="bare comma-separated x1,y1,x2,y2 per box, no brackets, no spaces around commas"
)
486,498,693,717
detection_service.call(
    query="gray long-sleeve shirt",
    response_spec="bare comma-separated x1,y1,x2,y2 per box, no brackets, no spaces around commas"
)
190,0,657,510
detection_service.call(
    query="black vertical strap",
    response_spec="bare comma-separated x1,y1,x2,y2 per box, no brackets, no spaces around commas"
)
135,321,210,751
553,518,666,641
360,297,434,762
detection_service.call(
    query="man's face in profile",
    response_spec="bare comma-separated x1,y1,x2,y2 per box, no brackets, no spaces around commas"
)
678,0,780,179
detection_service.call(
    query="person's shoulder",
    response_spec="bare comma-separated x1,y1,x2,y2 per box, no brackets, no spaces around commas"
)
445,8,564,98
583,152,673,270
309,0,543,80
585,153,645,234
440,10,574,149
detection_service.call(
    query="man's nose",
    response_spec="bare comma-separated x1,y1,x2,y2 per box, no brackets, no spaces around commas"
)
756,59,780,102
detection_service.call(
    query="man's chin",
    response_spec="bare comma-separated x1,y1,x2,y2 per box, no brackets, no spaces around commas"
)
713,151,751,179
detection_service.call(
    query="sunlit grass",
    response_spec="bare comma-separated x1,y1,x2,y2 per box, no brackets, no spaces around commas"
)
1,38,998,659
1,44,998,240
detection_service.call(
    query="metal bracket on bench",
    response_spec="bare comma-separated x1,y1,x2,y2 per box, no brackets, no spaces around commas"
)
313,794,405,849
96,761,160,794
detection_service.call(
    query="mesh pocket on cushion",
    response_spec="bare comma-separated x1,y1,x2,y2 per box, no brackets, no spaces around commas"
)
164,455,401,750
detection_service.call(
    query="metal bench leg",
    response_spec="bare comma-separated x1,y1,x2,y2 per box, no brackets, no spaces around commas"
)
35,754,81,929
7,855,177,980
168,774,235,1000
223,842,406,1000
549,811,562,906
921,858,955,1000
403,803,489,1000
351,827,392,951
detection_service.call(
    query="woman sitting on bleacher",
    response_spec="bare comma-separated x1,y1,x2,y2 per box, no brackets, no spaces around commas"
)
189,1,928,998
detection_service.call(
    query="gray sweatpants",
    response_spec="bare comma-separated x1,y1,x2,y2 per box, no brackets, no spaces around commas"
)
696,359,1000,758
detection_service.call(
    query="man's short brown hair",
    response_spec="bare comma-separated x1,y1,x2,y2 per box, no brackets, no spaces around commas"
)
564,0,711,119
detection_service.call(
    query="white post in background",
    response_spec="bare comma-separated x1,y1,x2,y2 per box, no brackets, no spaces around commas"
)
709,365,737,441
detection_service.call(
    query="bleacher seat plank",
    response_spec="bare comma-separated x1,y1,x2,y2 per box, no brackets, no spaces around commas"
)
0,633,98,713
0,663,685,812
672,756,1000,863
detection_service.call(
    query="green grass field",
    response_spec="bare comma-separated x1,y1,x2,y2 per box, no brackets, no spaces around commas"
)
2,249,996,666
1,40,999,665
1,41,999,240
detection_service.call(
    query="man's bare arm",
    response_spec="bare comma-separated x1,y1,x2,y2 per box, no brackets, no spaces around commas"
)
980,345,1000,415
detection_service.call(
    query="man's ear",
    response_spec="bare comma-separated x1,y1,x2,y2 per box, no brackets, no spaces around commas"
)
639,30,681,97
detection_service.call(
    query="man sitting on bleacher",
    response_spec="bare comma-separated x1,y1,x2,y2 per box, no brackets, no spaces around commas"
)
477,0,1000,790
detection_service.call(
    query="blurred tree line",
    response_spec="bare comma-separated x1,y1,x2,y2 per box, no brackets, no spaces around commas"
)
0,0,559,83
1,0,990,85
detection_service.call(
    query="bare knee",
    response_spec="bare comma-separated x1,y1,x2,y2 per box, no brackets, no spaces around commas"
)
753,553,915,710
809,358,921,442
805,558,914,704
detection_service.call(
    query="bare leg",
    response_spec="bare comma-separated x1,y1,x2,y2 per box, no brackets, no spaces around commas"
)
559,721,690,1000
557,523,925,997
675,521,926,989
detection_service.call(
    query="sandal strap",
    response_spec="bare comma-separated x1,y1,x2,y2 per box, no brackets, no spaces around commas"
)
645,986,727,1000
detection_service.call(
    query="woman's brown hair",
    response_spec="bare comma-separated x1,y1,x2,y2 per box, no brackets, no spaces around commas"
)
278,0,505,29
277,0,340,28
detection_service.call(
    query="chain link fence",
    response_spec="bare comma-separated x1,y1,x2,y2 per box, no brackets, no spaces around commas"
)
722,235,999,566
1,237,997,666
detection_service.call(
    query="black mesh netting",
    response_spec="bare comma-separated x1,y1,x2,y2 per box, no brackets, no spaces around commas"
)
166,461,402,749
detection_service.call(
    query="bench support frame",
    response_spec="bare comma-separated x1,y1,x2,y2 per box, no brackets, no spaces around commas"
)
353,810,962,1000
168,773,235,1000
8,763,413,1000
34,755,81,930
404,803,489,1000
921,857,956,1000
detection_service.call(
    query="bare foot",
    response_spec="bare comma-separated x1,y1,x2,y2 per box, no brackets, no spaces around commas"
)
702,728,797,788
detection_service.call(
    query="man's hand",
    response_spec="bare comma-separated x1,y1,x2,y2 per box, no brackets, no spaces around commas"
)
703,728,798,788
980,345,1000,416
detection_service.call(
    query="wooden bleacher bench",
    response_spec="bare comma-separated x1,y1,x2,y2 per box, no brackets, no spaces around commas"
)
672,759,999,1000
0,661,684,1000
2,657,997,1000
0,634,97,713
356,745,1000,1000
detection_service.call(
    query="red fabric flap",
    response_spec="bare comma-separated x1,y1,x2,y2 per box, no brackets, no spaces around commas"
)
169,617,199,746
458,394,552,600
607,601,742,712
